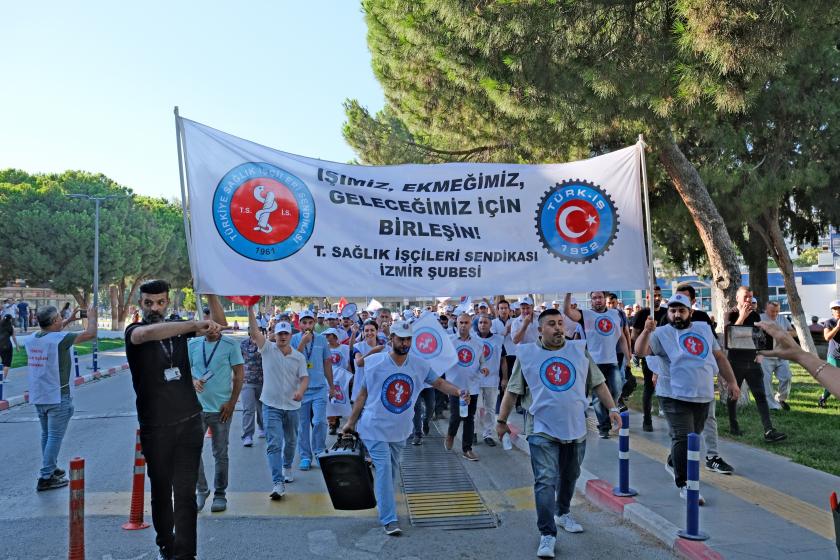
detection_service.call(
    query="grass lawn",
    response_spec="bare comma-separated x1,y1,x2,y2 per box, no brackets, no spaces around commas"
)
626,363,840,476
8,338,125,369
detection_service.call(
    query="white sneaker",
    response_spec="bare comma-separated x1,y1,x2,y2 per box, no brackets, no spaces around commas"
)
554,513,583,533
537,534,556,558
256,429,266,438
282,468,294,483
270,483,286,500
678,486,705,506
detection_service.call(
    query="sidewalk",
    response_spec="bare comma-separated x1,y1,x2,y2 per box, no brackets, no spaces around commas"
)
0,346,129,410
502,406,839,559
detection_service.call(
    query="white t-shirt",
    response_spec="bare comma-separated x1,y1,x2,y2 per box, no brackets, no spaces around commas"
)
475,332,504,388
445,334,486,395
357,353,438,442
579,308,622,365
491,316,516,356
510,315,539,353
327,366,353,417
649,322,720,403
258,342,308,410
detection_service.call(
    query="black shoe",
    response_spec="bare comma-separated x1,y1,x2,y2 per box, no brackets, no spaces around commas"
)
423,420,430,435
154,549,171,560
779,400,790,411
36,474,69,491
411,435,423,446
764,428,787,442
598,429,610,439
642,419,653,432
818,397,827,408
328,425,337,435
483,436,496,447
729,425,744,436
705,455,734,474
54,468,65,478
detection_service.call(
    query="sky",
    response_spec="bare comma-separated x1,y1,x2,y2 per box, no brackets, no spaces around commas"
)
0,1,385,199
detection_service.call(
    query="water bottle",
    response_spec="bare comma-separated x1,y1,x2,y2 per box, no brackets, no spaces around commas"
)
459,391,468,418
502,433,513,451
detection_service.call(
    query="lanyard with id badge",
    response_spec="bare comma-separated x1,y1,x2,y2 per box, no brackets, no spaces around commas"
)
161,339,181,382
196,339,221,382
304,335,315,369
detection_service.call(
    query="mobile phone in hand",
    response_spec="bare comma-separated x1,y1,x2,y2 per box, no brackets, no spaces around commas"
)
79,310,88,319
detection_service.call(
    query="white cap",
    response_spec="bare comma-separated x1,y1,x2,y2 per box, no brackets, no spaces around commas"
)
667,293,692,309
751,297,758,303
478,301,489,309
570,297,578,305
326,312,339,320
830,300,840,309
520,296,534,306
551,300,560,306
445,305,454,313
274,322,292,334
299,310,315,319
322,328,340,338
511,301,520,310
391,320,412,337
317,312,326,319
402,309,413,320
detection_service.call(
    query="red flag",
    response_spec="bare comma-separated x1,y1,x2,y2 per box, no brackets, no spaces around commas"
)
338,297,348,312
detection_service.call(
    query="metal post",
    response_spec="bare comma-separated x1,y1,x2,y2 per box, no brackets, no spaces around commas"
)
92,199,99,373
613,411,638,497
678,433,709,540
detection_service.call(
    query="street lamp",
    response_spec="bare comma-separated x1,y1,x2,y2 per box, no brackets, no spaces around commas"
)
65,194,123,372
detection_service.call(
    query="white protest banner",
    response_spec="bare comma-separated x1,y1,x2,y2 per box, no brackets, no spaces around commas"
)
178,116,649,296
410,311,457,373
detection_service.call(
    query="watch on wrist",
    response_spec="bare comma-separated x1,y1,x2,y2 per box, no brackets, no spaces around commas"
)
609,407,619,413
497,418,508,425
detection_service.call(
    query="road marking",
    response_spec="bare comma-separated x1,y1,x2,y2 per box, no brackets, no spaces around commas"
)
629,431,835,540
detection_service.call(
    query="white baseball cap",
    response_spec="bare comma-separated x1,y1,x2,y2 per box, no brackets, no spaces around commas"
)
478,301,489,309
667,294,692,309
391,320,412,337
830,300,840,310
299,310,315,319
520,296,534,306
322,328,340,338
274,322,292,334
511,301,520,310
402,309,413,320
326,312,339,320
751,297,758,303
551,300,560,306
445,305,454,313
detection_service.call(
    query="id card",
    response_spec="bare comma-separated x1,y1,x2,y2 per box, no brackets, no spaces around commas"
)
307,362,313,369
163,367,182,382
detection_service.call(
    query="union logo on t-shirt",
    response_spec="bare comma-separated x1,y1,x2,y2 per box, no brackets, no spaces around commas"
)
413,328,442,359
333,383,346,404
539,357,576,392
380,373,414,414
679,333,708,359
596,317,615,336
482,341,493,360
456,345,475,367
329,351,342,365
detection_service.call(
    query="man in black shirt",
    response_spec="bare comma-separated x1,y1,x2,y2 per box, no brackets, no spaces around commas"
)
125,280,225,560
631,285,666,431
725,286,786,443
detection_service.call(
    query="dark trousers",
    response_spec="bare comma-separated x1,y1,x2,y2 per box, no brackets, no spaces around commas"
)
660,397,709,488
412,388,436,436
641,358,657,421
727,360,774,432
447,395,478,452
140,415,204,560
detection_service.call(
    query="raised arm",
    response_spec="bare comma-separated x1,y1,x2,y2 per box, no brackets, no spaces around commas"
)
206,294,228,327
247,305,266,348
74,304,98,344
563,292,582,323
634,317,656,357
130,318,221,345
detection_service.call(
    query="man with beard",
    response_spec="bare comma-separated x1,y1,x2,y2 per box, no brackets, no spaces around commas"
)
124,280,225,560
634,294,740,505
341,320,467,535
630,285,667,431
564,291,629,438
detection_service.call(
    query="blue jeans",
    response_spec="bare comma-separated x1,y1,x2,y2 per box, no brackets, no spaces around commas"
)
412,388,436,437
593,363,621,432
297,387,328,462
264,405,299,483
196,412,231,496
527,434,586,537
362,438,404,526
35,394,74,479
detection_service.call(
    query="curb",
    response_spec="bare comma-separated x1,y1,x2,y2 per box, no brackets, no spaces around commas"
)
1,363,130,410
499,412,724,560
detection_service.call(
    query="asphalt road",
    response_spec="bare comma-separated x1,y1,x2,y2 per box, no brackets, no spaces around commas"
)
0,348,678,560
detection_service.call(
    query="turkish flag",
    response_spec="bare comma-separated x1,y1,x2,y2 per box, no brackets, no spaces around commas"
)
338,297,348,312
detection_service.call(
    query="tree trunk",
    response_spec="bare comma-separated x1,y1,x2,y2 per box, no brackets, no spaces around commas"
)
757,207,817,354
735,225,769,306
109,285,120,329
656,132,742,324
